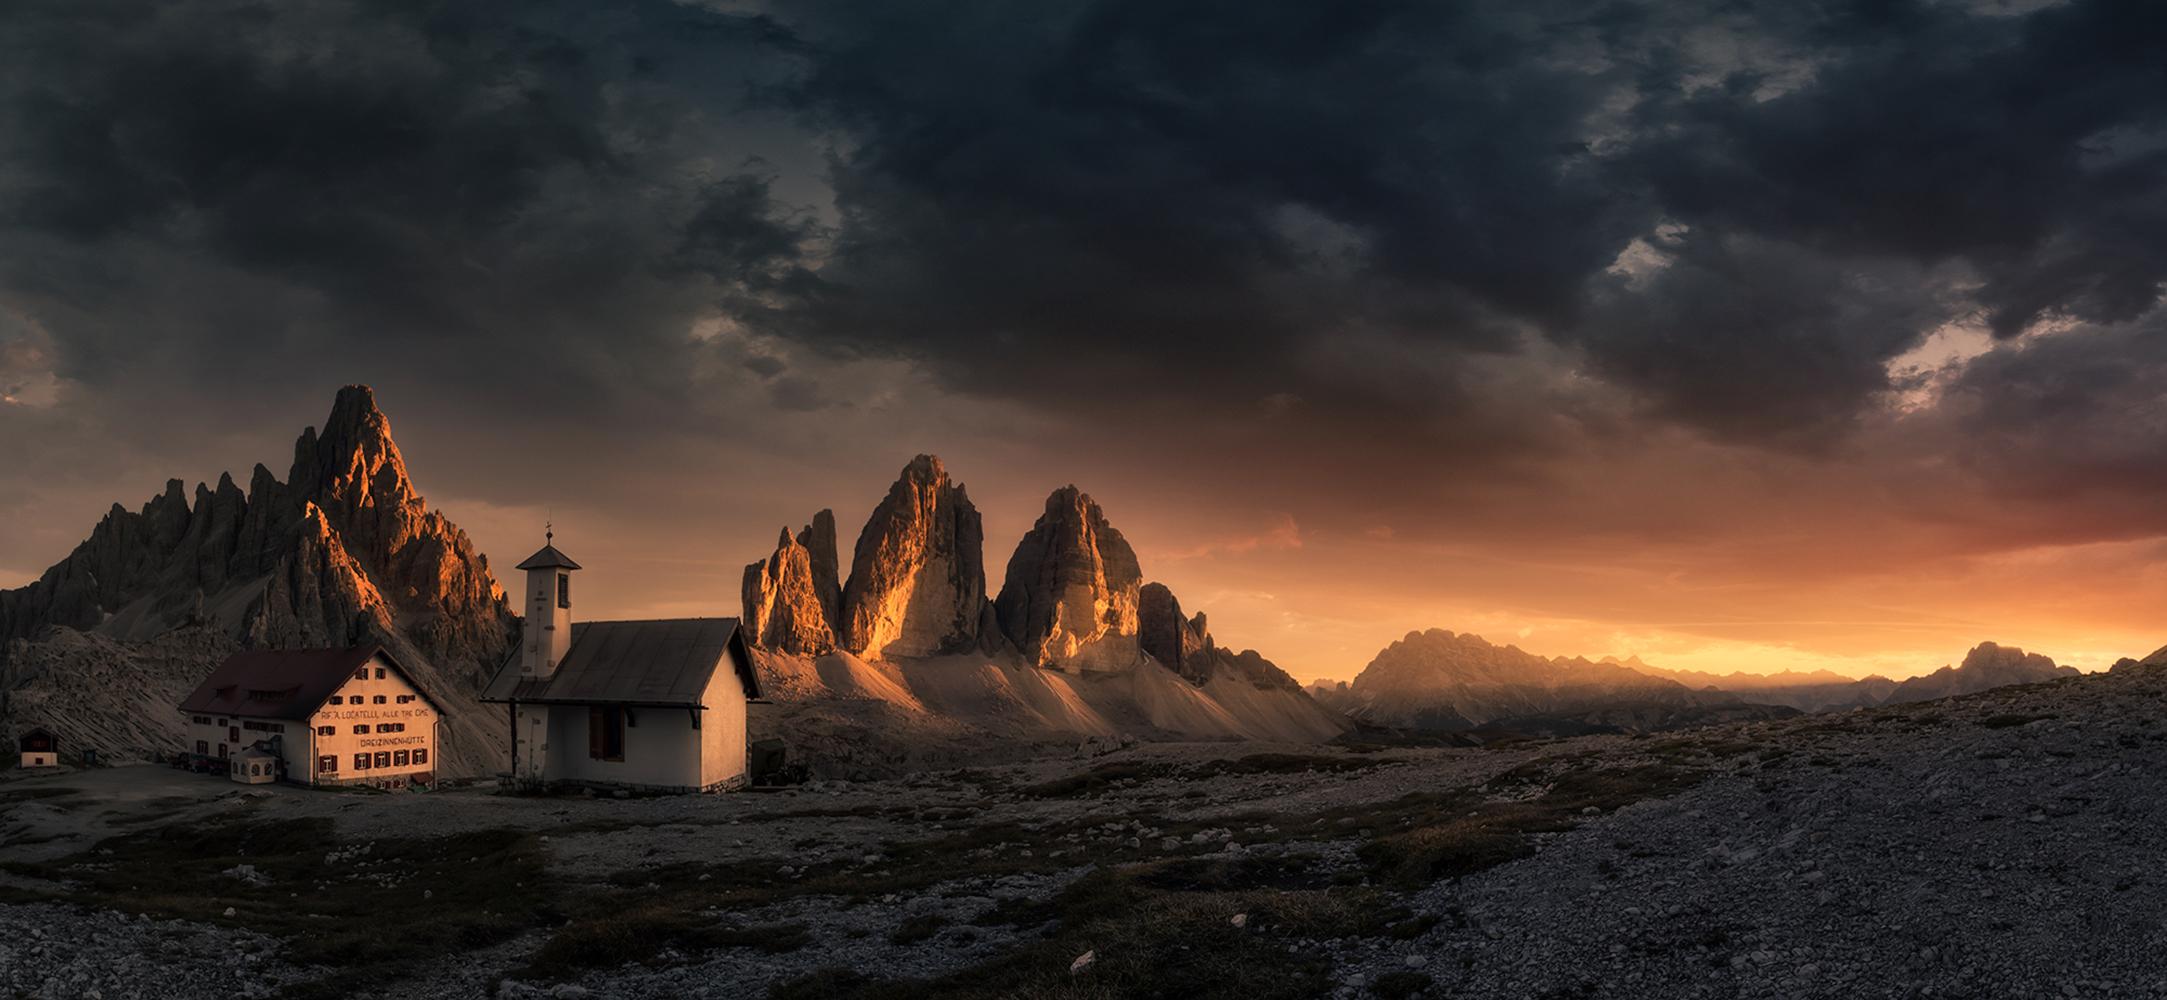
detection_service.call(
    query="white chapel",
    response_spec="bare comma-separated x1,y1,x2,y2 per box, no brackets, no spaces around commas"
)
482,529,760,793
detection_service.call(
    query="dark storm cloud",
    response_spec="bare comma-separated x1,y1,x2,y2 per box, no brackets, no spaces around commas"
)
0,0,817,421
1934,318,2167,504
1634,0,2167,337
2,0,2165,461
765,0,1651,412
1575,232,1950,444
756,0,2167,446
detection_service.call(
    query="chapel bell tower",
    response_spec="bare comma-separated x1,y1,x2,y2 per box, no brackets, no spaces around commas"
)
515,525,580,679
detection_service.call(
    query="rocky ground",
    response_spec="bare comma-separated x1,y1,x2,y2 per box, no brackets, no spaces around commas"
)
5,662,2167,999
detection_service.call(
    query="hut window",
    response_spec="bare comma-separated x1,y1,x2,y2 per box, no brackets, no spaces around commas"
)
316,726,334,736
354,753,370,771
353,668,367,680
588,707,625,761
557,573,571,609
373,695,388,705
329,696,342,705
317,756,335,774
195,740,208,755
373,751,391,769
414,748,429,766
394,750,410,767
352,725,368,735
375,668,386,679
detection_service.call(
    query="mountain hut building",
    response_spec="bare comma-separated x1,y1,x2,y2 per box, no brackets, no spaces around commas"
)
178,646,445,789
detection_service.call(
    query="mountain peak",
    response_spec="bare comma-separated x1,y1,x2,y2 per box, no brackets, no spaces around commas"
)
836,455,990,658
901,453,945,483
994,485,1143,670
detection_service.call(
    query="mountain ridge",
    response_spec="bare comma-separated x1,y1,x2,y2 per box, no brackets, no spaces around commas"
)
0,386,514,775
1311,630,2094,731
739,457,1342,761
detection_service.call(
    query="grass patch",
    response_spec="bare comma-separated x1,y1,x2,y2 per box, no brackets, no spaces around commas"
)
1023,753,1386,798
0,786,84,808
521,900,807,979
770,757,1705,999
774,867,1347,1000
1358,765,1702,887
12,813,553,998
1020,760,1170,797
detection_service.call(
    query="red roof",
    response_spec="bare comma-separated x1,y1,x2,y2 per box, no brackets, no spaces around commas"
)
179,645,444,720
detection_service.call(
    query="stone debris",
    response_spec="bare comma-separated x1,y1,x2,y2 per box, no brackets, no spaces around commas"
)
0,904,308,1000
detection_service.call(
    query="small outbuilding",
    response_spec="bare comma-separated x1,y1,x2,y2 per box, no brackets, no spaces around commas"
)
483,532,760,793
229,746,281,785
16,728,58,769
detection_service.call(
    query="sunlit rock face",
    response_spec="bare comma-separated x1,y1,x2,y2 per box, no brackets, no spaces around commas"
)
838,456,991,658
742,525,838,654
994,487,1145,672
289,386,509,674
0,385,515,775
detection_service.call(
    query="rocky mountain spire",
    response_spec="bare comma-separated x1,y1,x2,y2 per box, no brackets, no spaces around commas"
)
797,509,841,626
994,486,1143,670
837,455,990,658
1138,581,1211,683
284,385,507,673
742,524,838,654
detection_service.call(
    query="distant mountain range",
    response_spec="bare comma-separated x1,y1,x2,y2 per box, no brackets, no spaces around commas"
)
1305,630,1799,737
1308,632,2084,736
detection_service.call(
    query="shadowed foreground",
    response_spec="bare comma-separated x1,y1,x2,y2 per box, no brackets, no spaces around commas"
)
4,663,2165,999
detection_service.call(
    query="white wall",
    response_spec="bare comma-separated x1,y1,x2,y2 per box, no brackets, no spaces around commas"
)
698,664,749,789
513,703,549,782
545,703,705,789
519,567,574,677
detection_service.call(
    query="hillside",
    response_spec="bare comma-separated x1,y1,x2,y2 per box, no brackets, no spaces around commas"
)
0,387,514,775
